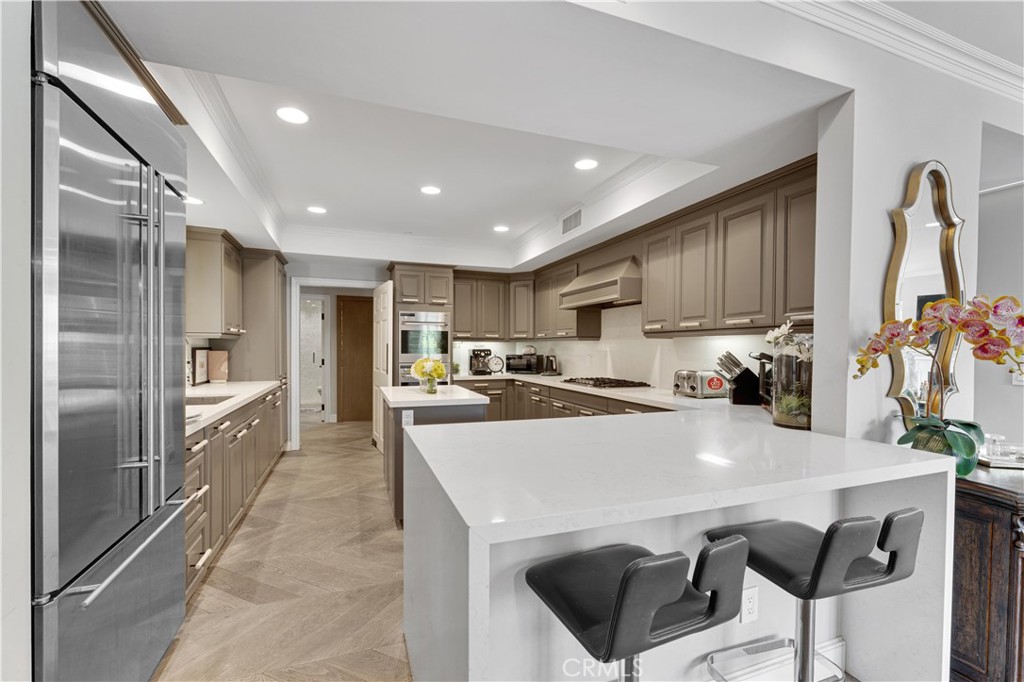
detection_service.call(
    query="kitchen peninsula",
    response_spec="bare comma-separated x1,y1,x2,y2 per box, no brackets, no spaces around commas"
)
404,408,956,681
380,385,489,524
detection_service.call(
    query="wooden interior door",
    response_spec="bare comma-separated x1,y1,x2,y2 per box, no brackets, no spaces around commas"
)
372,282,393,452
338,296,373,422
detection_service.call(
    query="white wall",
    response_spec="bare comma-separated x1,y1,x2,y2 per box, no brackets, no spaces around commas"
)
975,184,1024,443
0,2,33,677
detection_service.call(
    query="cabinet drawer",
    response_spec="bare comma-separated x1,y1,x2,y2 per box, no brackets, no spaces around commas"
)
550,388,607,412
183,451,209,533
185,513,211,599
524,383,549,397
456,379,508,392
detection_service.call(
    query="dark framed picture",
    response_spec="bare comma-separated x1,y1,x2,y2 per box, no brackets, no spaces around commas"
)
192,347,210,385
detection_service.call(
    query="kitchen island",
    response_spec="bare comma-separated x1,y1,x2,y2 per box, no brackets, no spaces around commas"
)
404,408,956,681
380,385,488,524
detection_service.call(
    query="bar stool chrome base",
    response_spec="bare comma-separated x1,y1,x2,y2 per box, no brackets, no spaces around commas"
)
705,601,845,682
619,654,639,682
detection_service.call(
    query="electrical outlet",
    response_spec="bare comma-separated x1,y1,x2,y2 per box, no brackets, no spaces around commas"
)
1013,371,1024,387
402,410,414,427
740,586,758,623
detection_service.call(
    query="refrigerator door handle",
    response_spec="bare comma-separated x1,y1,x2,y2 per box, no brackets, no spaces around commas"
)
77,490,195,610
145,166,156,516
156,174,166,504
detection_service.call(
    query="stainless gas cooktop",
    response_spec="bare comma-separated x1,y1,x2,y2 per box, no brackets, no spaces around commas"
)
562,377,651,389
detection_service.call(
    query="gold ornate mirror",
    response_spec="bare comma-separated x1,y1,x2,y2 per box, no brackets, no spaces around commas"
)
884,160,966,429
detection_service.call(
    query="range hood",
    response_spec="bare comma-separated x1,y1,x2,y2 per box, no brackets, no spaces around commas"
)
558,257,642,309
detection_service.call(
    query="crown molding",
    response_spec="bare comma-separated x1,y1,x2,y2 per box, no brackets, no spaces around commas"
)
183,69,288,237
769,0,1023,103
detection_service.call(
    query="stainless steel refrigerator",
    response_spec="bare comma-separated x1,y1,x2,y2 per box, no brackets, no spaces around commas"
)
31,2,188,679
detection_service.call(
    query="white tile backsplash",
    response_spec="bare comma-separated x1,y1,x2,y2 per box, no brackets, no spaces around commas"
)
513,305,768,389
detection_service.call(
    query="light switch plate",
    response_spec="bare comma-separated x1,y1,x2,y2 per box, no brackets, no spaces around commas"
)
1013,371,1023,387
402,410,414,426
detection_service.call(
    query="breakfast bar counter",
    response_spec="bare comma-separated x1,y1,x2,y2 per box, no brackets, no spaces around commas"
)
403,409,956,681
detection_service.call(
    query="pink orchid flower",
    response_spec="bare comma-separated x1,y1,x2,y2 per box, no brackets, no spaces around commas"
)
879,320,912,347
972,335,1011,363
1004,315,1024,347
991,296,1023,325
957,318,994,345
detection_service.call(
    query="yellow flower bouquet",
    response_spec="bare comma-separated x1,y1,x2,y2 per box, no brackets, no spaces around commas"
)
411,357,446,393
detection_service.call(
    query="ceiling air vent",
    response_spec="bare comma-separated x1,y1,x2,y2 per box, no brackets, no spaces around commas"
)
562,209,582,235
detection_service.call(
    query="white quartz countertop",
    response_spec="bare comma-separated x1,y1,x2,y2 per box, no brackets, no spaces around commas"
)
451,373,723,411
380,385,490,408
185,381,281,437
404,409,954,543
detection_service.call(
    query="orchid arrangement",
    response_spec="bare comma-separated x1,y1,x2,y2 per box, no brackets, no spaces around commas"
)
853,295,1024,475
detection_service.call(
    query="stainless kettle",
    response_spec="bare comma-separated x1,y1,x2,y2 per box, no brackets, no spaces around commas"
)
541,355,559,376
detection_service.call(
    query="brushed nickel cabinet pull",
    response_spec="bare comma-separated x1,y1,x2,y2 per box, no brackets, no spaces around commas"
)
235,428,248,439
624,408,641,414
724,318,753,325
786,313,815,321
217,421,231,431
487,391,503,396
556,331,568,336
530,396,540,402
644,324,664,330
192,548,213,571
537,333,547,337
485,334,499,338
193,484,210,500
189,439,209,454
677,321,701,328
274,401,282,407
578,410,594,416
250,419,260,426
512,334,527,338
552,402,564,408
530,387,541,393
402,297,418,302
474,383,489,388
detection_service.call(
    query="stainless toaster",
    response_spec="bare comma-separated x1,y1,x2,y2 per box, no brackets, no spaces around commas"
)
674,370,729,398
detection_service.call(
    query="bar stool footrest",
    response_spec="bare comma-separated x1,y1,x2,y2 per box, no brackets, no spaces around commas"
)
706,637,845,682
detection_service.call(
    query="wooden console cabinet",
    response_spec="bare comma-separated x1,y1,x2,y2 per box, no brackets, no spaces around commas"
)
951,469,1023,681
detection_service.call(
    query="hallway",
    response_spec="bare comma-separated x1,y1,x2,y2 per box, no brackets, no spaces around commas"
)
154,421,410,681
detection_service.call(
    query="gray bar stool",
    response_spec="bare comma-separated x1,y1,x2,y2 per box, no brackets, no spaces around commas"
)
526,536,749,682
704,507,924,682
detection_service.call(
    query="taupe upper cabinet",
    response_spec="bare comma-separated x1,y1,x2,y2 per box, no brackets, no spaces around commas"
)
641,229,675,333
390,264,453,305
534,274,554,338
675,212,716,330
715,190,775,329
185,227,244,336
774,174,816,325
230,250,288,381
477,280,506,339
509,280,534,339
552,264,578,337
453,279,475,339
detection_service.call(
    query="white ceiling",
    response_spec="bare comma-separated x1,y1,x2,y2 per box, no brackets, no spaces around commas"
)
886,1,1023,66
214,73,649,242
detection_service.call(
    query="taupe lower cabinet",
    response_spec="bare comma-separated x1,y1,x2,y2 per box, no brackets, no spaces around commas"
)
456,379,669,421
452,278,507,339
185,227,244,336
390,264,453,305
184,385,288,601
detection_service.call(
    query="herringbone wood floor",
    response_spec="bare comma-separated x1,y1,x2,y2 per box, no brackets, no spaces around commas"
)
153,420,410,681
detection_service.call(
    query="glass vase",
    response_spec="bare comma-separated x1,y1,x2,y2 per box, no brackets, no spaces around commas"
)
420,377,437,394
772,333,813,430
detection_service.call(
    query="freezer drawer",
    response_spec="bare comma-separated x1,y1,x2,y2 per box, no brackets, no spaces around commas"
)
33,501,185,681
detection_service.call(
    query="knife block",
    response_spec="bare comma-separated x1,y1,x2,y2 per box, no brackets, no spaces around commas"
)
728,368,761,405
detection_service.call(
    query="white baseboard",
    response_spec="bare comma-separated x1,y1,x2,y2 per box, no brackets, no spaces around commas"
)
708,636,845,682
327,413,337,423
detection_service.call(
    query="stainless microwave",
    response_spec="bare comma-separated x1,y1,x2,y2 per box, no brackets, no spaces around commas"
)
398,309,450,364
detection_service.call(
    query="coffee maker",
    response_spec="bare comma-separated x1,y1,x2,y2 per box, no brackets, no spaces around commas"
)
470,349,493,375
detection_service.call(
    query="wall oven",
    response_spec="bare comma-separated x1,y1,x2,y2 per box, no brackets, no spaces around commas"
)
398,309,451,366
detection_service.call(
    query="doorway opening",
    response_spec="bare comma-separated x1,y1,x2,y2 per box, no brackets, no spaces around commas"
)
299,294,330,424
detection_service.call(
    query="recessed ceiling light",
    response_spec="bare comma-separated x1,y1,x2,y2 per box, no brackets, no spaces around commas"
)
420,185,441,195
493,225,509,233
276,107,309,124
184,196,203,205
307,206,326,214
574,158,598,170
